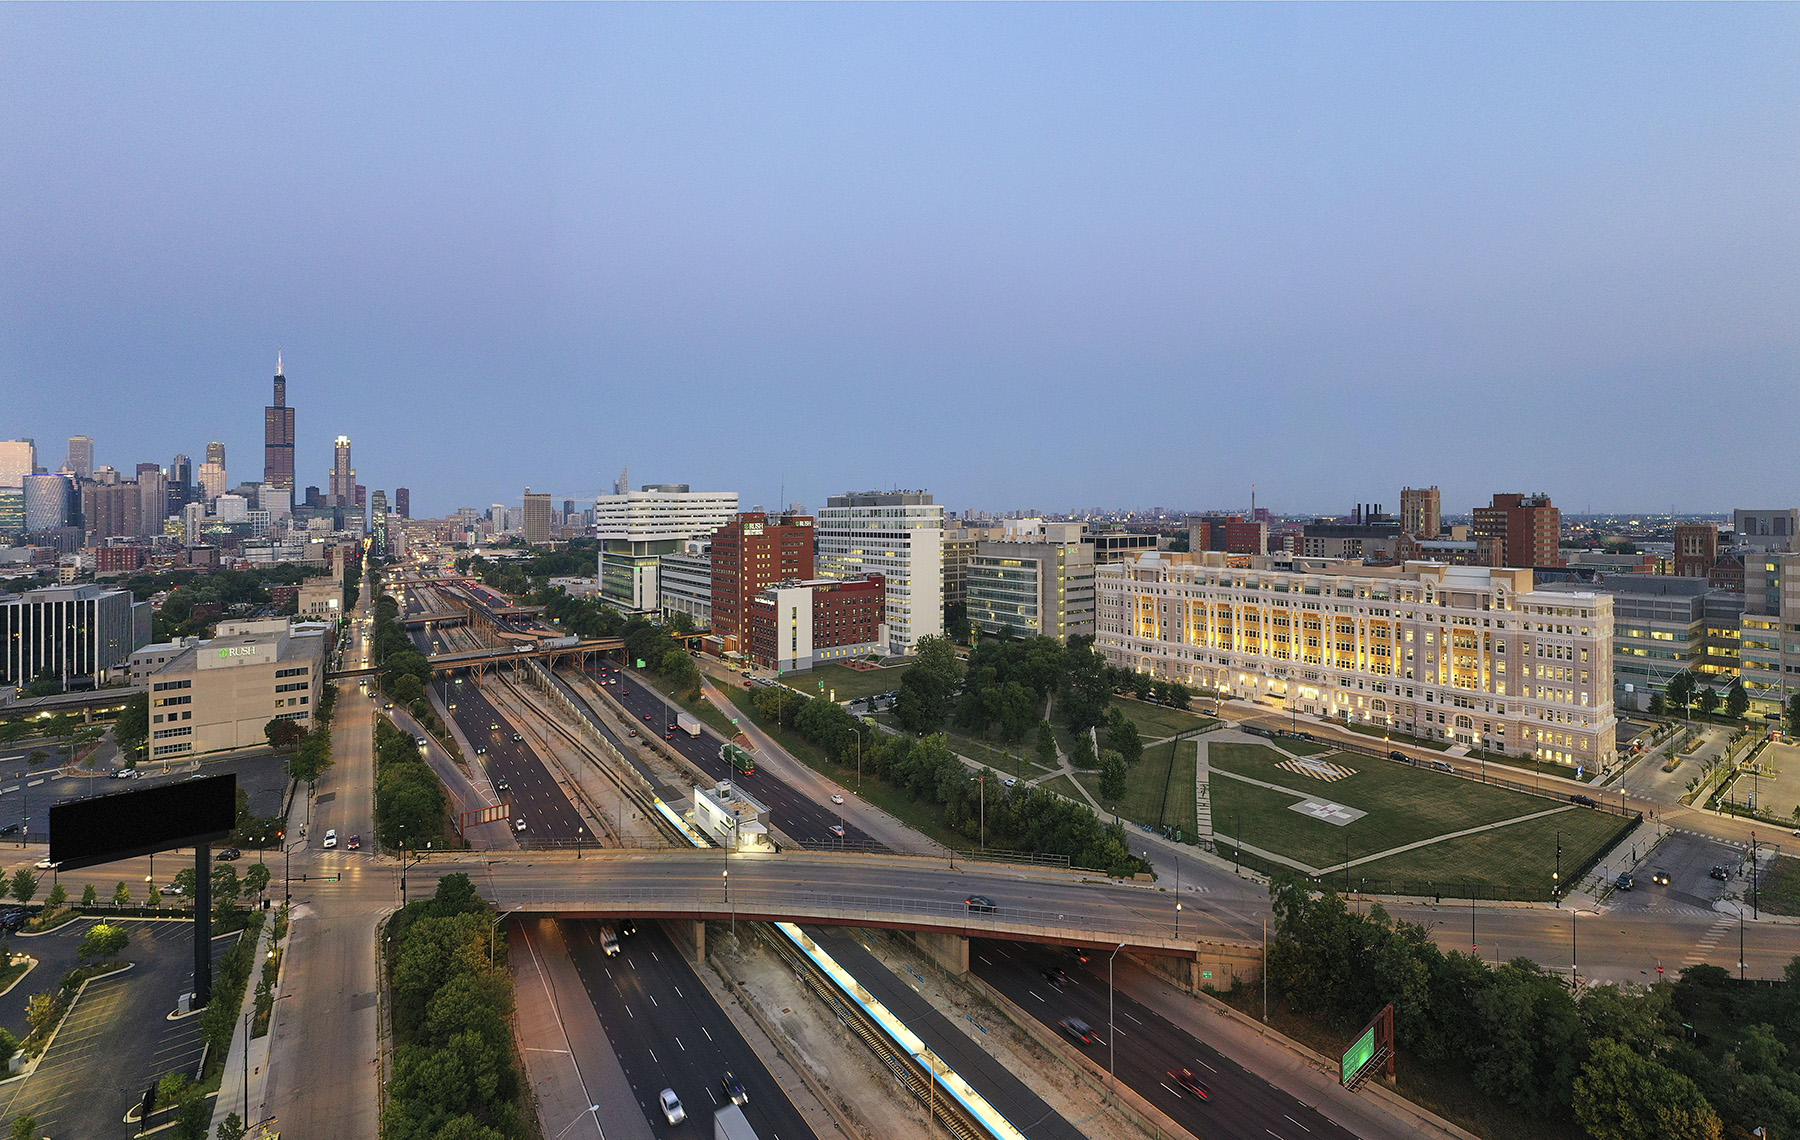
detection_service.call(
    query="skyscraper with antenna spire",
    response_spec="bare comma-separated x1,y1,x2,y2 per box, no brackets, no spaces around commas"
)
262,352,296,511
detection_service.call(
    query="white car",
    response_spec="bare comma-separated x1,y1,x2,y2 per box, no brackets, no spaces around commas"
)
114,768,137,779
658,1089,685,1125
34,858,55,870
515,818,527,832
322,829,338,849
830,793,844,805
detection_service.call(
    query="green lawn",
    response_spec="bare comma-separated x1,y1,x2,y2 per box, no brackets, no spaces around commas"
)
1344,721,1450,750
1348,809,1629,901
1207,741,1600,896
1757,854,1800,918
1037,773,1088,803
803,661,913,702
1278,737,1338,756
1074,739,1197,837
1113,699,1217,741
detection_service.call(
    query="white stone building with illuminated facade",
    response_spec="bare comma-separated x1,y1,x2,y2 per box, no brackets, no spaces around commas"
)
1095,552,1617,768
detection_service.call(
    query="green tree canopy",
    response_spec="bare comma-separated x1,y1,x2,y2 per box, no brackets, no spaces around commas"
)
1573,1038,1721,1140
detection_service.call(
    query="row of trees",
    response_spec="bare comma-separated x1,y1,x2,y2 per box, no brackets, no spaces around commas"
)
746,685,1142,873
376,716,448,851
123,564,329,642
1653,671,1751,722
383,874,526,1140
1264,874,1800,1139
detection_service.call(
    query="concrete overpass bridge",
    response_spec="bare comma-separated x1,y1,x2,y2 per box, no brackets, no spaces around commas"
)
330,636,624,679
420,848,1261,983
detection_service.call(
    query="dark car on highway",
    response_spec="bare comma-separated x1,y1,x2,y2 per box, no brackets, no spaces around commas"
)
1059,1017,1099,1045
1041,967,1069,986
1169,1068,1211,1099
965,894,997,913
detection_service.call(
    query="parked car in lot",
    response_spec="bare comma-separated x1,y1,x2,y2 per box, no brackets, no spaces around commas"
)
0,907,27,934
1059,1017,1099,1045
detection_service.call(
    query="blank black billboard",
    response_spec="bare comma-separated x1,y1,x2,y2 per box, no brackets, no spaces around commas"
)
48,774,238,871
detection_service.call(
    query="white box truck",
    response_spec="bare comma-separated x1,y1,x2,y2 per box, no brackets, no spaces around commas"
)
676,712,703,737
714,1104,758,1140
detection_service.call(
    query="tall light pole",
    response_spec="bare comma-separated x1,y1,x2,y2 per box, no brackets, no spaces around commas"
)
723,868,733,938
1108,941,1125,1096
489,904,523,967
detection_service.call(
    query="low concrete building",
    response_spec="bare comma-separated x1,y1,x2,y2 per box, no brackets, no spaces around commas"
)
0,582,151,689
297,577,343,620
142,628,327,759
691,780,774,851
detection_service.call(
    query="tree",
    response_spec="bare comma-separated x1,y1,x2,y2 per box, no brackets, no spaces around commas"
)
1100,751,1128,802
1104,708,1144,765
1666,671,1697,715
25,992,61,1036
1071,727,1098,770
215,1112,247,1140
171,1089,212,1140
1035,721,1058,769
171,867,197,899
78,922,129,962
895,636,961,735
666,611,696,636
1695,687,1720,718
287,728,334,783
244,863,271,898
263,718,306,751
659,648,700,694
1787,693,1800,739
80,883,97,908
1573,1038,1721,1140
114,691,150,758
1059,643,1111,733
145,885,162,908
9,871,37,906
44,882,65,910
1649,693,1667,717
1724,680,1749,721
389,672,424,708
211,865,241,913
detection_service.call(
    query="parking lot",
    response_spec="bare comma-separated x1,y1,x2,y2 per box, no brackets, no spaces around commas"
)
0,917,239,1139
1606,831,1751,915
0,751,290,842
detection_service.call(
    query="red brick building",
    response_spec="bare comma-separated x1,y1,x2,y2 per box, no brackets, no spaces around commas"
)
747,576,885,674
1472,493,1562,569
710,511,814,653
1674,524,1718,579
93,545,146,575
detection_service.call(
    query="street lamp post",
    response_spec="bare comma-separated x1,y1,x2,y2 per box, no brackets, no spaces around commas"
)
1108,941,1125,1096
575,825,583,860
489,904,524,967
723,868,733,938
401,842,430,905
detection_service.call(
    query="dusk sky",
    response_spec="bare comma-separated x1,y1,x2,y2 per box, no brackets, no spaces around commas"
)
2,5,1794,519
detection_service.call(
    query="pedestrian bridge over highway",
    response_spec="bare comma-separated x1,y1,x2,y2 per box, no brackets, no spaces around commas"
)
428,848,1262,982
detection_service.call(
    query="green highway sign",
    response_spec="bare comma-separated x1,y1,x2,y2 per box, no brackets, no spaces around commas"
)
1341,1026,1376,1087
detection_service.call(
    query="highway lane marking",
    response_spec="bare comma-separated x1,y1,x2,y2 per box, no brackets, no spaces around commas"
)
1192,1059,1216,1072
1028,990,1045,1002
1120,1010,1142,1024
623,1003,633,1018
648,994,658,1007
1161,1082,1181,1097
702,1026,712,1041
1285,1116,1310,1131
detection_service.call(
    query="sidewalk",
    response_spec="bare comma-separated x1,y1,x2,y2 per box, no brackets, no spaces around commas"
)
209,908,279,1135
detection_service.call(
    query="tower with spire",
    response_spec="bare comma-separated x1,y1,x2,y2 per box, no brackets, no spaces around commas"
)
262,352,296,511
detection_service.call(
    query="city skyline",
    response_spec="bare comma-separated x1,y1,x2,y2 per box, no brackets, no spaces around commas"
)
2,6,1794,517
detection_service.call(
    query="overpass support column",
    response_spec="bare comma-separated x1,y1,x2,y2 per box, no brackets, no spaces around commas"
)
662,918,706,964
910,930,969,977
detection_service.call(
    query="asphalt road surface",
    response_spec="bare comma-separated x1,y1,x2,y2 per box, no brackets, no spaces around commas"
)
563,919,818,1140
578,663,884,850
440,680,589,841
0,753,290,843
973,938,1361,1140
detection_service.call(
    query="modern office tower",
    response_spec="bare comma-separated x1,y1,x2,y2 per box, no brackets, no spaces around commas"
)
1095,551,1617,767
1473,493,1562,569
0,440,36,488
329,436,355,508
592,484,739,611
82,480,142,542
1540,575,1744,711
817,490,944,654
560,499,574,524
166,452,193,516
522,490,553,546
0,582,152,688
1674,523,1719,579
262,354,296,510
941,526,997,619
0,491,22,540
746,576,887,673
134,464,166,536
206,441,225,466
65,436,94,480
658,540,713,628
1740,551,1800,716
967,521,1095,643
1400,486,1442,538
395,487,410,519
137,626,326,757
198,457,228,502
371,490,390,553
710,510,815,653
1732,509,1800,553
22,473,74,532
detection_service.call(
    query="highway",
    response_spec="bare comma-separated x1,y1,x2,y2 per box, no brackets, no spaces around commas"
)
439,678,589,841
573,663,885,850
564,920,818,1140
973,938,1357,1140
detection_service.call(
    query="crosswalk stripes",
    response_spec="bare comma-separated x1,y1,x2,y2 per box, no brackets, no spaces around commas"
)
1684,916,1732,964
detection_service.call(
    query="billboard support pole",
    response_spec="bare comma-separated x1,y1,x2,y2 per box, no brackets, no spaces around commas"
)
194,844,212,1006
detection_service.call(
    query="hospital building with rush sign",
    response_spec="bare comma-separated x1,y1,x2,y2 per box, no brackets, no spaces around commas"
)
1095,551,1617,769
